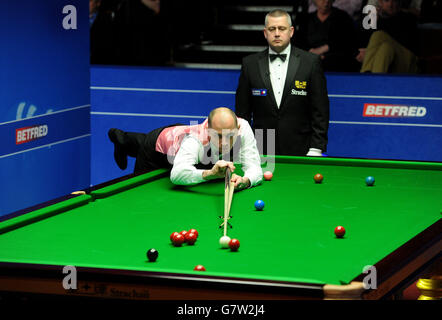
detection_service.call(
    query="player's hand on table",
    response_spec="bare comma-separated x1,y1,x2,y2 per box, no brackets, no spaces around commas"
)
231,174,250,191
203,160,235,180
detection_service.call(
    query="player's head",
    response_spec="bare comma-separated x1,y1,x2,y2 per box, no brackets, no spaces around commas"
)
378,0,400,16
264,9,294,53
313,0,334,15
208,107,239,153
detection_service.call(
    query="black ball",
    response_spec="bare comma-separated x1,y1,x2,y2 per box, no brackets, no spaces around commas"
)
147,248,158,262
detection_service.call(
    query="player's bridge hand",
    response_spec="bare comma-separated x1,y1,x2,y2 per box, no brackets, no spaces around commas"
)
213,160,235,178
231,174,250,191
203,160,235,180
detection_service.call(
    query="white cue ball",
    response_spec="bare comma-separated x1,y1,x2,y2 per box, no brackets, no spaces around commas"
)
219,236,231,249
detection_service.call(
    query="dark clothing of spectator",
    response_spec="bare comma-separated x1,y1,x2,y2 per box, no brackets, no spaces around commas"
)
378,11,419,55
115,0,170,66
420,0,442,23
297,7,359,72
167,0,214,46
90,4,119,64
358,11,419,55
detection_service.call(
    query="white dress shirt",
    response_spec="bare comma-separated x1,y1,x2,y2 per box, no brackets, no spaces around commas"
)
269,44,291,108
170,118,263,187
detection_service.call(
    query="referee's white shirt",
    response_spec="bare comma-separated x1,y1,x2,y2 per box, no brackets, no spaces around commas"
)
269,44,291,108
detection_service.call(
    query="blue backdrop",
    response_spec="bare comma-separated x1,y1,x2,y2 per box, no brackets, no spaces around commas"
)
0,0,90,217
90,66,442,186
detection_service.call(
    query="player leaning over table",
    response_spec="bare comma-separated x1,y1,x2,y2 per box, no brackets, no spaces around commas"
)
108,107,263,191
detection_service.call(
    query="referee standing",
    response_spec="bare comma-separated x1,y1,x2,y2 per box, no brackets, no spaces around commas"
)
235,9,330,156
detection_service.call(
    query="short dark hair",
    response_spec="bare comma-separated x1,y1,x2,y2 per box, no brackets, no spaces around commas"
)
265,9,292,27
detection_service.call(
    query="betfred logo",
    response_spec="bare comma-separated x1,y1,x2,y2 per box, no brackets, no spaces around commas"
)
16,125,48,145
363,104,427,117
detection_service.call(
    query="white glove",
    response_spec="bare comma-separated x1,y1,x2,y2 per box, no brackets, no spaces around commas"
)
306,148,322,157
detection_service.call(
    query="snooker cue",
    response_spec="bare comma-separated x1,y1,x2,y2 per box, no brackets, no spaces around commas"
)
223,168,235,236
224,177,229,236
227,181,235,217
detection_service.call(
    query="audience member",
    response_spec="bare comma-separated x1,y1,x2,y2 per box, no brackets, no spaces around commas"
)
420,0,442,23
357,0,419,73
367,0,422,17
168,0,214,47
90,1,436,73
308,0,364,21
297,0,360,72
114,0,171,66
90,0,120,64
400,0,423,17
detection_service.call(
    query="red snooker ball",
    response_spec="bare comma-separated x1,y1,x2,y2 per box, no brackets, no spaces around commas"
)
180,230,188,238
229,238,240,251
334,226,346,238
188,228,199,238
172,234,185,246
170,232,180,243
185,232,197,245
314,173,323,183
263,171,273,181
194,265,206,271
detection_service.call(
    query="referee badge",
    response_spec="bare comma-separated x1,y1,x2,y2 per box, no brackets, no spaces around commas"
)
252,89,267,96
295,81,307,89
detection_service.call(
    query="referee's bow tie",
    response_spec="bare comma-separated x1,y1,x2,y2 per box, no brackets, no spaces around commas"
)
269,53,287,62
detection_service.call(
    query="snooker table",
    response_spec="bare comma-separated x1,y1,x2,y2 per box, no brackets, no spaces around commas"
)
0,156,441,300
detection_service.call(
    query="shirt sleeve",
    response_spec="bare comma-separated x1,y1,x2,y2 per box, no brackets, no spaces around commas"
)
170,136,205,185
238,120,263,187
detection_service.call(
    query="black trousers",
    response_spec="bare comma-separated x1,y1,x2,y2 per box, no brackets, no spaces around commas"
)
120,124,227,174
121,124,182,174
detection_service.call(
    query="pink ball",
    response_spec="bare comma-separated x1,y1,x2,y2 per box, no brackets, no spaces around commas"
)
263,171,273,181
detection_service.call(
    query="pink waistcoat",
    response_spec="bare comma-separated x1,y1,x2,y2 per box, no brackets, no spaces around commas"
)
155,119,210,157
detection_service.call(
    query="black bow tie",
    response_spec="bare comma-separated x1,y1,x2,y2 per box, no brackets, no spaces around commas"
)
269,53,287,62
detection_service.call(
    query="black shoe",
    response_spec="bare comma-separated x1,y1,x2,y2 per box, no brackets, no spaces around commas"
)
108,128,128,170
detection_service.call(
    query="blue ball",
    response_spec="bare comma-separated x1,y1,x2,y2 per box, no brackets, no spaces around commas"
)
365,176,375,186
254,200,265,211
